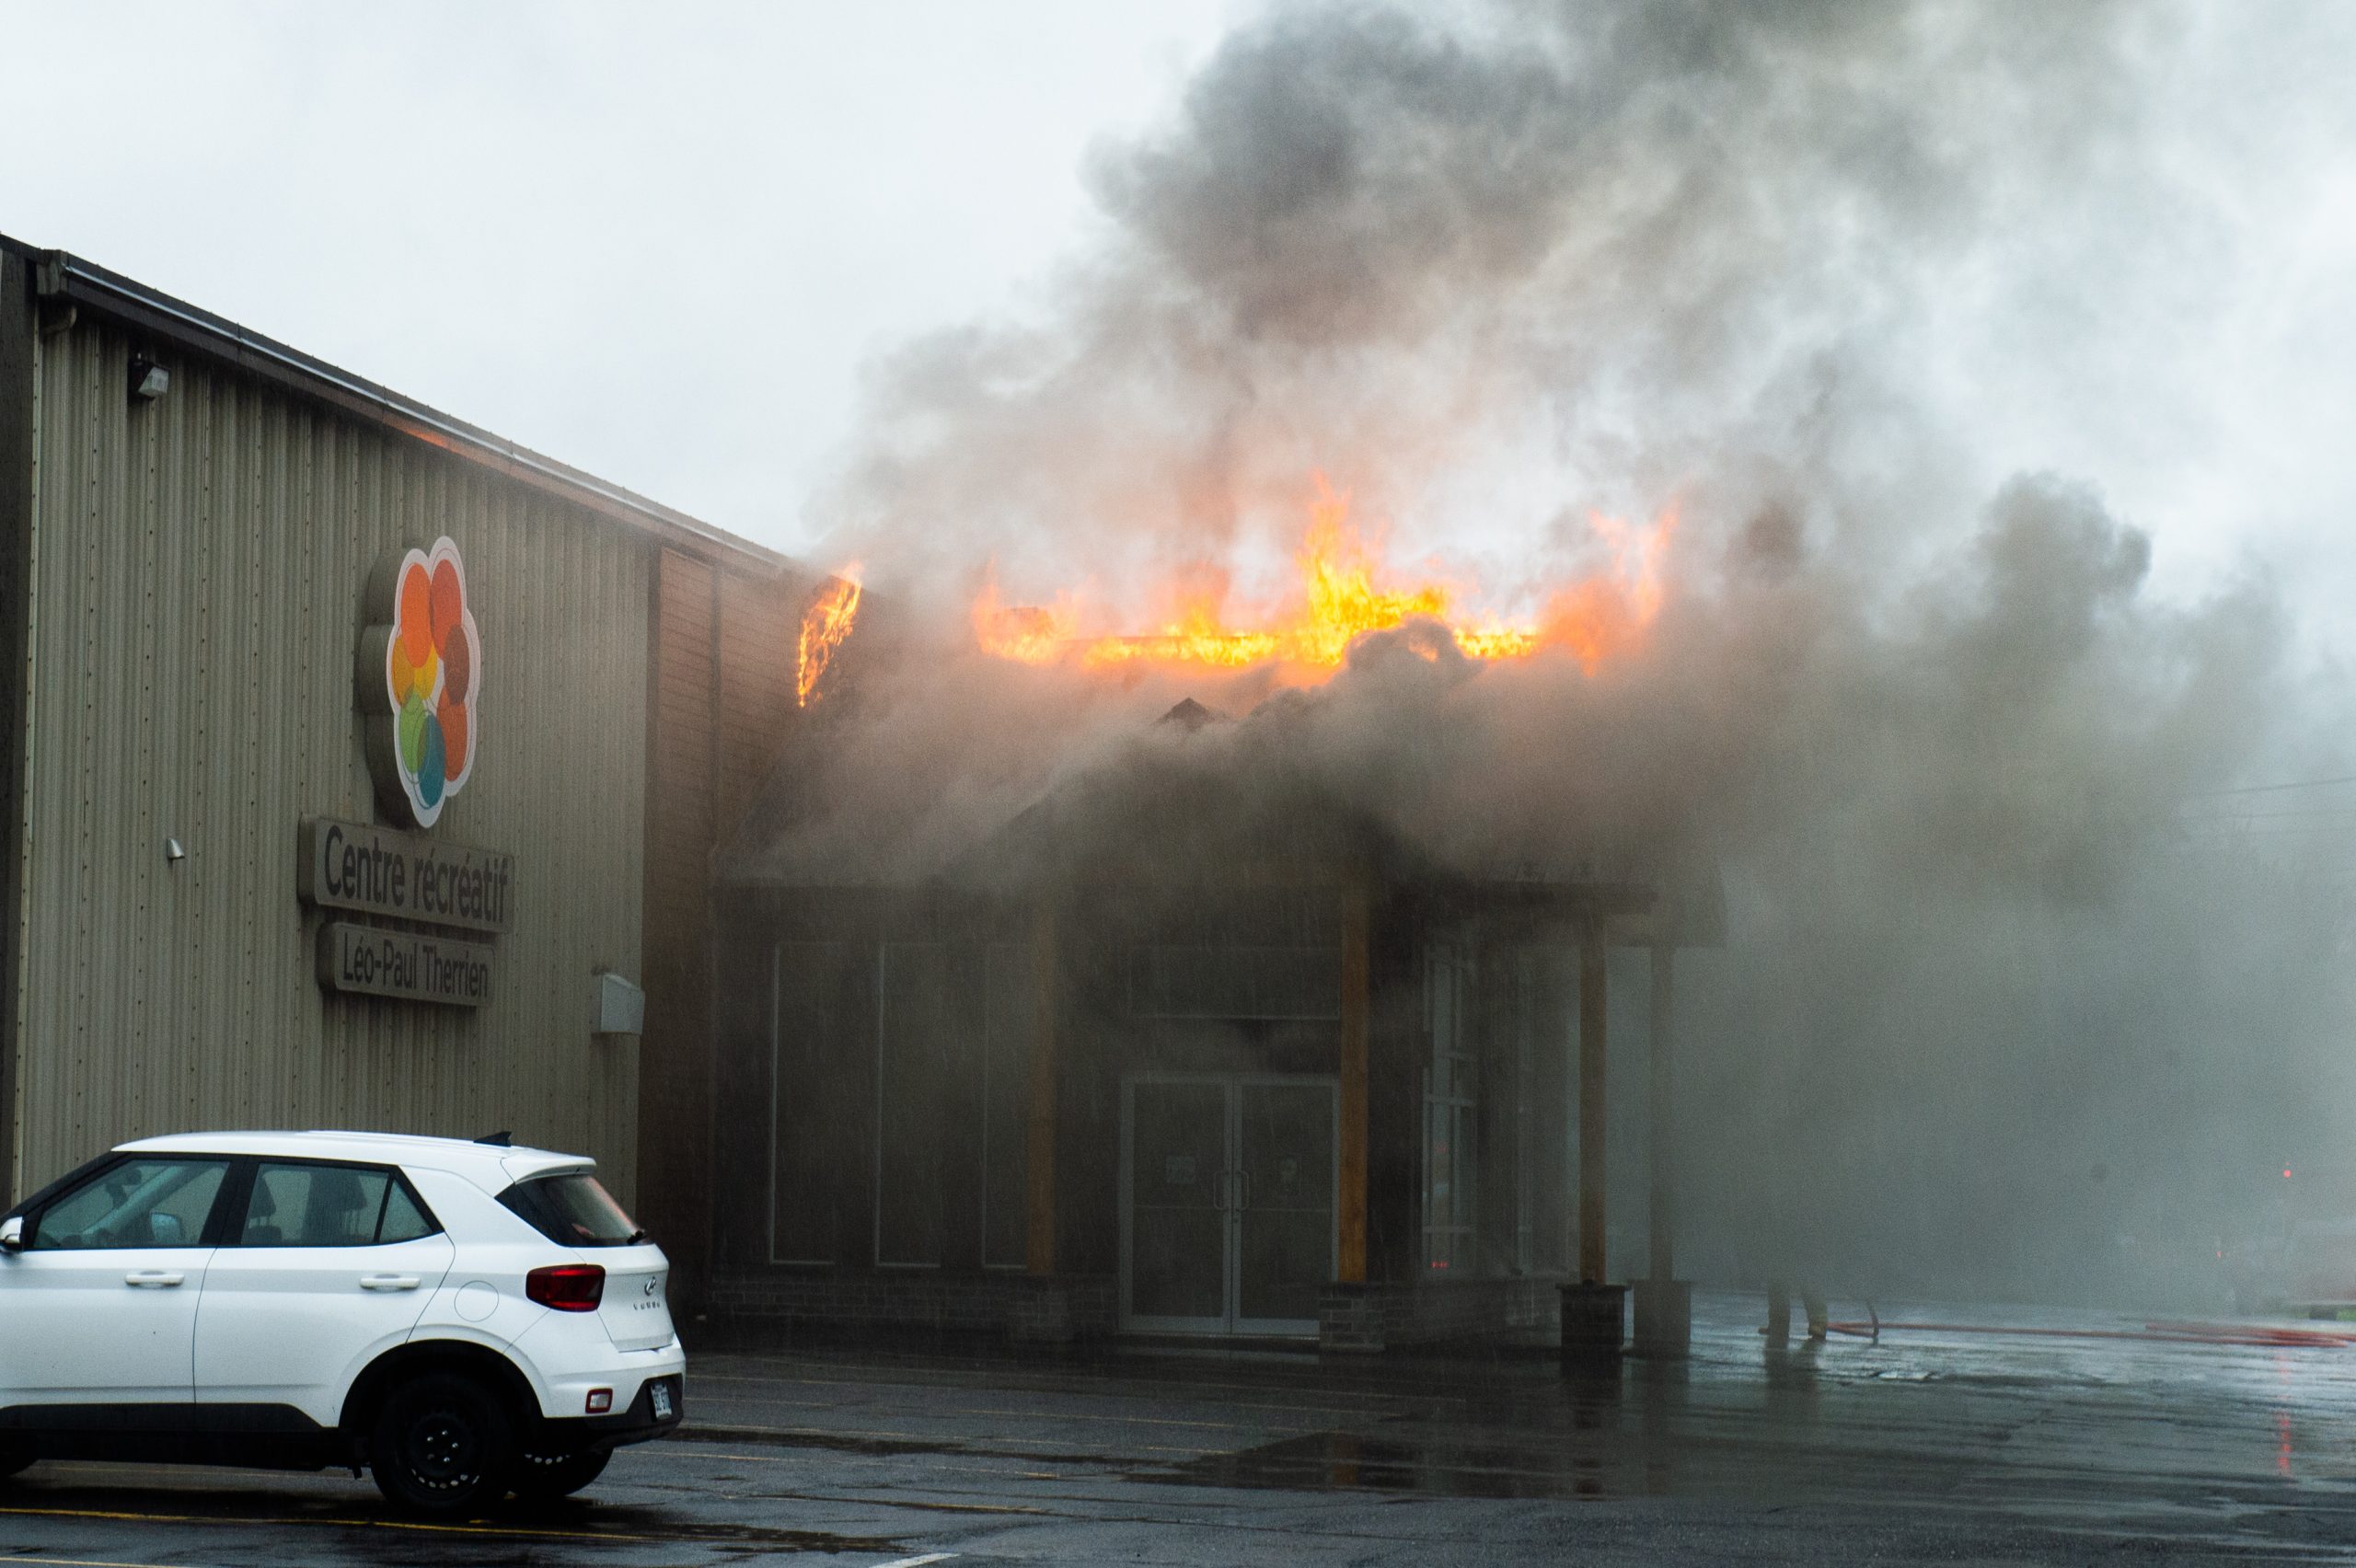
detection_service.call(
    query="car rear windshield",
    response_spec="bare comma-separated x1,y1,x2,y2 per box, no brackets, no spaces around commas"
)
499,1172,645,1248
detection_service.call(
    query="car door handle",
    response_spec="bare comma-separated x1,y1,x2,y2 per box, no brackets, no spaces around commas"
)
124,1270,184,1288
359,1274,422,1292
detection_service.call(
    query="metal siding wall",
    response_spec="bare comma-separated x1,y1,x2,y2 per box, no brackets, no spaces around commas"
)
0,253,34,1206
639,549,716,1288
716,569,800,830
17,318,650,1199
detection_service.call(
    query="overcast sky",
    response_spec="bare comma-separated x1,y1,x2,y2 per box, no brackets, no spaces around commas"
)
5,1,2352,656
0,1,1250,537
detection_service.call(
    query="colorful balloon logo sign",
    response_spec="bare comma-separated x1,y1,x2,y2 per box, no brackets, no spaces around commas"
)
358,536,479,830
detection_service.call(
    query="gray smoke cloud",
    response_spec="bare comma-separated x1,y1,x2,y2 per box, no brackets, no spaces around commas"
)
766,0,2351,1306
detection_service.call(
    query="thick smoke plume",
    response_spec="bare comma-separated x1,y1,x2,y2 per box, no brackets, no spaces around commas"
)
773,0,2353,1305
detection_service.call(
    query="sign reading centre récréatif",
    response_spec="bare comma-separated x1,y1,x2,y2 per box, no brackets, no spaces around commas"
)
318,922,495,1006
299,818,515,934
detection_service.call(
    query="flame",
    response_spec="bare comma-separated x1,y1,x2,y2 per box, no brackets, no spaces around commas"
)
796,567,863,708
975,475,1671,679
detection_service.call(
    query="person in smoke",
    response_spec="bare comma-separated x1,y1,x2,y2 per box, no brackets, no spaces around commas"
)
1763,1280,1830,1344
1755,1172,1831,1344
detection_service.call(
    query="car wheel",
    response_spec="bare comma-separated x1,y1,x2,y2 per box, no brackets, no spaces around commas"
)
508,1447,611,1500
370,1371,512,1517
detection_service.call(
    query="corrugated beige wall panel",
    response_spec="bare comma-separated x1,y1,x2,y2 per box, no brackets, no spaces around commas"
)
17,319,649,1201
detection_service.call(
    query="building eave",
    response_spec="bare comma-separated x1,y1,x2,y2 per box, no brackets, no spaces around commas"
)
3,234,791,576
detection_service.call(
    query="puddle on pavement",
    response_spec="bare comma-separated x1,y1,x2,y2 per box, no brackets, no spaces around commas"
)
676,1423,952,1458
675,1421,1121,1470
1141,1429,1635,1501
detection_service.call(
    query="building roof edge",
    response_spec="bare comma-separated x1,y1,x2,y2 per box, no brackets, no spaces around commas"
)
1,232,794,575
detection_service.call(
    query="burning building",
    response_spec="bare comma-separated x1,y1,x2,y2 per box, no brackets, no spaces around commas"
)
704,485,1722,1352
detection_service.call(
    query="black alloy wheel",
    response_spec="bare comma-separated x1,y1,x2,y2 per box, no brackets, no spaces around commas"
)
370,1371,513,1516
508,1447,611,1501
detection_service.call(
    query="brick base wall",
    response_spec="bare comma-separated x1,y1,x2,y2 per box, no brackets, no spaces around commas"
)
707,1269,1118,1345
1319,1277,1564,1354
710,1269,1558,1355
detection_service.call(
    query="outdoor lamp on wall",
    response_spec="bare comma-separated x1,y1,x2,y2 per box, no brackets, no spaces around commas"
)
128,355,169,401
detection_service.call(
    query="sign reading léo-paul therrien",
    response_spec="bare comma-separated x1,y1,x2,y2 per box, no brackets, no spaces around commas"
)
318,921,494,1007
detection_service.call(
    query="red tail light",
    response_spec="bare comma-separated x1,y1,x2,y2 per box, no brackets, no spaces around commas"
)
525,1263,606,1311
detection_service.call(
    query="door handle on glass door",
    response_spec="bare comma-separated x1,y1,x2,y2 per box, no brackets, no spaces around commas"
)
359,1275,421,1292
123,1271,183,1287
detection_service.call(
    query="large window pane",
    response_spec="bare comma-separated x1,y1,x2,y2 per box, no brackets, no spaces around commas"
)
773,941,856,1264
982,942,1034,1270
876,943,976,1267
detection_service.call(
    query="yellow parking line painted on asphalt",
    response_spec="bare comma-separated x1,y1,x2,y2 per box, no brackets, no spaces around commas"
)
0,1503,660,1544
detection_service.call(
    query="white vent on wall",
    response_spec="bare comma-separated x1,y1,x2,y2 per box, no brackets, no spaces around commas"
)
592,971,646,1038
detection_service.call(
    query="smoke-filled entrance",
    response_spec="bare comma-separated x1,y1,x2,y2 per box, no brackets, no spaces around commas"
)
707,701,1719,1351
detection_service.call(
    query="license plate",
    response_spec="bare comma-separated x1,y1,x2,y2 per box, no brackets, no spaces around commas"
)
651,1380,675,1421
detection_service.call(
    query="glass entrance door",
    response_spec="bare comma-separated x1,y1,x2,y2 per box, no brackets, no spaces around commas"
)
1122,1075,1337,1336
1125,1080,1229,1331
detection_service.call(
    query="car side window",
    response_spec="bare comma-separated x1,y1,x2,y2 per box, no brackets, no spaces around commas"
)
376,1180,436,1245
237,1162,440,1247
29,1159,231,1250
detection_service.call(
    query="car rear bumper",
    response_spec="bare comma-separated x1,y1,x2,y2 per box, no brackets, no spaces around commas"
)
526,1373,684,1454
517,1320,685,1410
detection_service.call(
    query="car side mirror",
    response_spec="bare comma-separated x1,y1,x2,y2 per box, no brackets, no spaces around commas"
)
0,1217,22,1254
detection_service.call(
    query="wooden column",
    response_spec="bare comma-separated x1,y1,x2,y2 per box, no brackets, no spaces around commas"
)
1577,933,1609,1285
1338,883,1371,1283
1647,945,1676,1283
1025,902,1058,1275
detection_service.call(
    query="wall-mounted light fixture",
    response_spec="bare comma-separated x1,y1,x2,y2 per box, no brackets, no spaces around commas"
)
164,837,186,864
128,356,169,402
591,970,645,1038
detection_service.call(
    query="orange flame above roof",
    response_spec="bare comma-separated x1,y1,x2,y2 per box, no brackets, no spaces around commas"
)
796,568,863,708
975,475,1670,680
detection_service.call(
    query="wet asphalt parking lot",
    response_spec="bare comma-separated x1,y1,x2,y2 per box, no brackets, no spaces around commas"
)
8,1290,2356,1566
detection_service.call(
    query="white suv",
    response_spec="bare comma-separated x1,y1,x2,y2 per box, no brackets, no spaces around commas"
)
0,1131,684,1515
